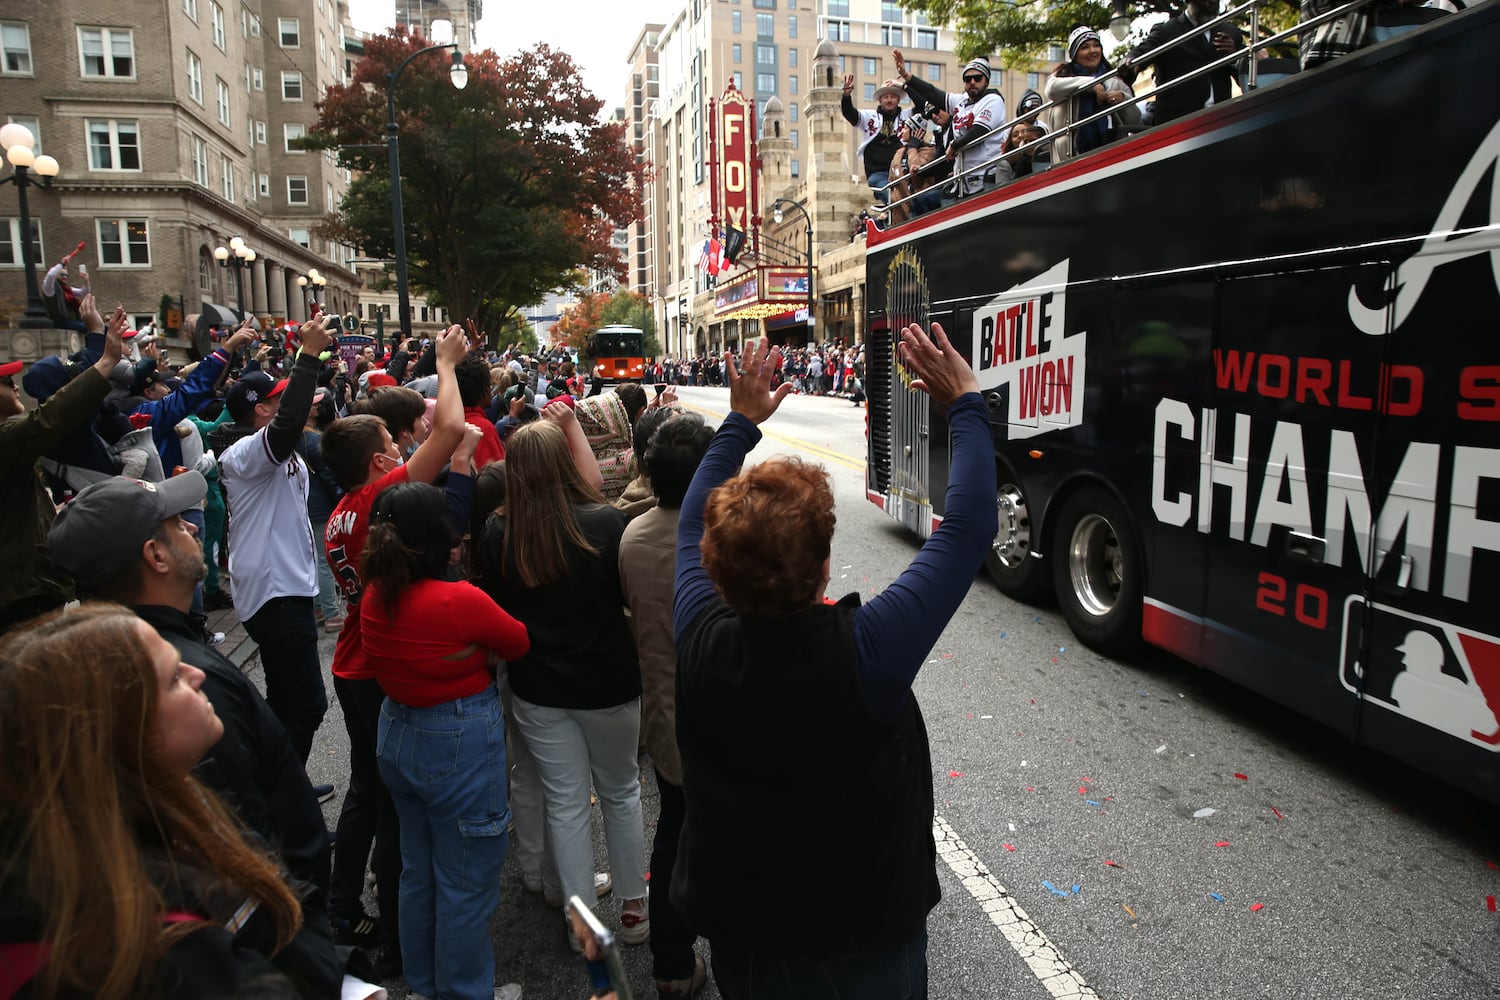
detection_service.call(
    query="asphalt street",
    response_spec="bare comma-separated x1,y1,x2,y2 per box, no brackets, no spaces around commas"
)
284,384,1500,1000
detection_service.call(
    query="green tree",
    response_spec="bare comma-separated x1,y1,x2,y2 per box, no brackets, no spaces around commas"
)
309,30,643,334
899,0,1298,67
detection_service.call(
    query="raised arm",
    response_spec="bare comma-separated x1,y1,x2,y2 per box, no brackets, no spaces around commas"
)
405,325,468,483
265,316,333,464
542,398,603,491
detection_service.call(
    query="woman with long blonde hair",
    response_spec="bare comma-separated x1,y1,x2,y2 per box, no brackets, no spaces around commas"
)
0,605,305,998
474,420,649,951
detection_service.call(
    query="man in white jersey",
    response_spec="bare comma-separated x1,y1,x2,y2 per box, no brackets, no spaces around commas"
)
219,315,336,762
895,49,1008,199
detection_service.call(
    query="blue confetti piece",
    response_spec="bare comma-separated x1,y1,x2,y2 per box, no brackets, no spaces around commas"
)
1059,646,1066,653
1207,892,1225,903
1085,799,1102,806
1041,880,1071,898
1000,631,1007,638
1034,616,1042,623
1071,884,1082,895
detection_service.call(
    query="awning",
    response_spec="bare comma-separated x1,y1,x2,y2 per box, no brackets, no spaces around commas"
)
190,303,259,358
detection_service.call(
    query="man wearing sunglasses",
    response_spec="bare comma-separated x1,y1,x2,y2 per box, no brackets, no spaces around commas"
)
896,49,1009,201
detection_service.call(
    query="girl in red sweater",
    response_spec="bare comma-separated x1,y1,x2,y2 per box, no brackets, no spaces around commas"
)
361,482,528,1000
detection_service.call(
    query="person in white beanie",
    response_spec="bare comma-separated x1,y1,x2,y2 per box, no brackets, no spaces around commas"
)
895,49,1008,200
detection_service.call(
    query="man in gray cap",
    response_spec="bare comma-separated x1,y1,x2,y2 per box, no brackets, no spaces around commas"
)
47,472,343,993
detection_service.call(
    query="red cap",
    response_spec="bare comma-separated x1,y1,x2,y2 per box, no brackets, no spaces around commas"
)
366,372,398,389
0,360,22,378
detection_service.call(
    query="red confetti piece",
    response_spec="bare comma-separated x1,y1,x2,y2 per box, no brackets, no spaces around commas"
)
1104,860,1122,868
1214,841,1231,848
1029,698,1036,704
1027,786,1035,792
1052,657,1059,663
948,770,964,778
943,653,955,659
1488,896,1496,913
1249,903,1265,912
1271,807,1285,820
966,713,974,718
1003,843,1017,852
1234,773,1249,781
1487,860,1497,871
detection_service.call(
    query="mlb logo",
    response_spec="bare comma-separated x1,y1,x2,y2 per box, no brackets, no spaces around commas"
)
1340,597,1500,750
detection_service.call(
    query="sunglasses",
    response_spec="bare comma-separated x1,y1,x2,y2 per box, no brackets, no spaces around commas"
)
963,74,986,83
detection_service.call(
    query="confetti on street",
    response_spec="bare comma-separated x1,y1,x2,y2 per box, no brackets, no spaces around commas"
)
1105,860,1122,868
1193,807,1217,818
1154,744,1168,754
948,770,964,778
1004,843,1017,852
1234,773,1249,780
1041,880,1072,898
1213,841,1231,848
1085,799,1102,806
1122,904,1137,919
1271,807,1285,820
1207,892,1225,903
1250,903,1265,912
1488,896,1497,913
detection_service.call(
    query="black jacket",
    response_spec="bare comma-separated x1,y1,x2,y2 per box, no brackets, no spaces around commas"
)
1125,12,1244,124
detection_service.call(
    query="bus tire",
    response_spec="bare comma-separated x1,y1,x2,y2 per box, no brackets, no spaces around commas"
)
1051,486,1143,656
984,479,1048,602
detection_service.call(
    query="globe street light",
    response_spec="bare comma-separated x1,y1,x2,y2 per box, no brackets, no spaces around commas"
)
387,43,468,344
771,198,815,339
1,122,62,329
214,239,256,318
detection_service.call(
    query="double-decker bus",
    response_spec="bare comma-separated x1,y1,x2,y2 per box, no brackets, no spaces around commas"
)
587,325,647,387
865,1,1500,802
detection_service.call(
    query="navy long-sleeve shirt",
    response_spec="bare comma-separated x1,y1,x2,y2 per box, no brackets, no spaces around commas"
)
673,394,997,721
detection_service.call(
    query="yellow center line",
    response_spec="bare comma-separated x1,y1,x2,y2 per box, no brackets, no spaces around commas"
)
677,399,868,474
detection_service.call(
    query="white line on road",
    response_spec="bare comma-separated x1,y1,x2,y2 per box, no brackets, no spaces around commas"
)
933,815,1100,1000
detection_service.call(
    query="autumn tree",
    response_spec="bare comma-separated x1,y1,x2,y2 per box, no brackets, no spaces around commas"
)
309,31,643,335
899,0,1298,66
548,292,607,353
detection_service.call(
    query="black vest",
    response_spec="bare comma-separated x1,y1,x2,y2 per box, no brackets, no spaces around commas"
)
671,595,939,957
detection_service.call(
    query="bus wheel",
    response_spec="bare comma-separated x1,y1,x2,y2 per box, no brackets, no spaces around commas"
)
1052,487,1143,655
984,481,1047,602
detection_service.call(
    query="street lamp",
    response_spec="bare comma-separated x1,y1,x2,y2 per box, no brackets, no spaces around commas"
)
213,238,256,317
386,42,469,344
771,198,815,340
1109,0,1132,41
296,269,328,315
1,122,62,329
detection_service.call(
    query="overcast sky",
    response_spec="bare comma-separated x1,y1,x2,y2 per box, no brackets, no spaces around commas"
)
347,0,668,114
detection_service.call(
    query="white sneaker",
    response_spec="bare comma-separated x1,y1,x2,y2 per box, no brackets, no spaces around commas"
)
594,871,613,898
494,986,523,1000
208,631,225,646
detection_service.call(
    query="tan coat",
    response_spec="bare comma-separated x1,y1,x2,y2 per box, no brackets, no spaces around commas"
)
618,503,683,784
886,143,941,225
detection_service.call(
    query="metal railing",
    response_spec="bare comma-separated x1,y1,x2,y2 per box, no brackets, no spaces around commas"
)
875,0,1391,223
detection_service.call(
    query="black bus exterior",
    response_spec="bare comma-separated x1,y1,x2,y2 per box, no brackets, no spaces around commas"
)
864,4,1500,803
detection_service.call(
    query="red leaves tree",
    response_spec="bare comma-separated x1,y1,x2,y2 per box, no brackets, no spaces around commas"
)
310,31,643,336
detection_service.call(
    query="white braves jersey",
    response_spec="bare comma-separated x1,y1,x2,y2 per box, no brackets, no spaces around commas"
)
219,426,318,618
942,90,1008,193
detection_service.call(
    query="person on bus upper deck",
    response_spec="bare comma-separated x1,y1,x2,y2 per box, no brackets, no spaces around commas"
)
842,74,910,206
895,49,1009,200
1045,26,1141,159
887,112,944,224
1120,0,1244,126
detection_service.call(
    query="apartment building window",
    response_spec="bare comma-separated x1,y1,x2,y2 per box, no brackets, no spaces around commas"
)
186,50,202,103
247,117,254,144
211,3,226,49
881,25,904,46
183,0,198,21
287,175,308,204
190,135,208,185
79,27,135,79
7,115,39,152
827,20,849,42
756,44,775,66
244,63,251,92
216,78,231,124
789,103,797,122
255,120,266,144
220,157,235,200
249,13,260,36
732,71,742,90
731,11,740,33
756,73,776,95
915,28,937,49
1027,71,1040,89
0,218,42,267
86,120,141,171
788,48,797,67
199,248,213,291
253,68,263,89
288,227,310,248
279,18,300,47
2,22,32,74
791,158,800,178
96,219,150,266
257,173,270,196
756,13,773,37
863,83,875,101
927,62,941,81
788,15,797,38
753,0,775,7
732,44,740,64
881,2,902,22
789,75,798,95
284,123,306,152
326,181,334,208
282,71,302,100
863,57,876,75
791,129,798,149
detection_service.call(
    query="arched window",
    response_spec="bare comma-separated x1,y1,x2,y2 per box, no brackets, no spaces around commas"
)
198,246,213,293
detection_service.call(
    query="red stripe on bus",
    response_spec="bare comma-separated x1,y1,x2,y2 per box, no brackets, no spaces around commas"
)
1142,602,1202,662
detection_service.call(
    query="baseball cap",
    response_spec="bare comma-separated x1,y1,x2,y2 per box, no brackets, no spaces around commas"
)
0,360,21,380
226,371,288,424
366,372,398,390
48,471,209,582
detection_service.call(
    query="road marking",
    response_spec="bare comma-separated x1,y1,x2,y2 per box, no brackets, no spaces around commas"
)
933,815,1101,1000
677,398,867,473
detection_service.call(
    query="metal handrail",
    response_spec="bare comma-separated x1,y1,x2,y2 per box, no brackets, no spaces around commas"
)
876,0,1385,222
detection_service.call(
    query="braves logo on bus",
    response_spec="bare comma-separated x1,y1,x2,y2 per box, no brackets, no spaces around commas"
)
971,260,1085,439
1339,597,1500,750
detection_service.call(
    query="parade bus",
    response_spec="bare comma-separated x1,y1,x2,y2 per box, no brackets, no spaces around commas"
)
864,0,1500,802
587,325,647,387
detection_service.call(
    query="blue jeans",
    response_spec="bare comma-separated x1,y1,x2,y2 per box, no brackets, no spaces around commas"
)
867,170,891,205
377,684,510,1000
712,933,928,1000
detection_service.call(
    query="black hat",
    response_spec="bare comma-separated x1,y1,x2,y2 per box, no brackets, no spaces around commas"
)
49,472,208,582
225,371,288,424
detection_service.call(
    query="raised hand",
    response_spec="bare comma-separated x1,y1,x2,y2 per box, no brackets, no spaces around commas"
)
78,293,104,334
435,324,467,367
297,314,335,356
464,318,486,353
898,321,978,408
222,319,258,354
726,337,792,426
92,304,125,376
451,422,483,475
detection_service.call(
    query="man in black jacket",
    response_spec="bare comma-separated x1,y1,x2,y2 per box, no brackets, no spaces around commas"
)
48,470,344,994
1123,0,1245,125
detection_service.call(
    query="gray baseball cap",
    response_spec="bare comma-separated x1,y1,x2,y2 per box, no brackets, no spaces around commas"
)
49,472,208,581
